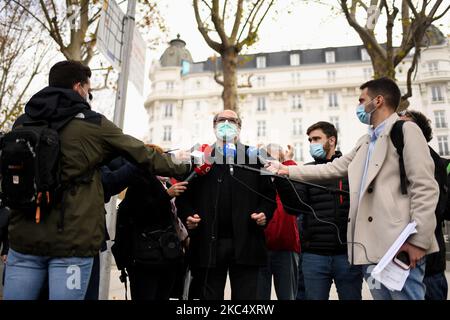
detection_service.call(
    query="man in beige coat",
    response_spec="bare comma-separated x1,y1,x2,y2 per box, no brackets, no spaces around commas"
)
268,78,439,300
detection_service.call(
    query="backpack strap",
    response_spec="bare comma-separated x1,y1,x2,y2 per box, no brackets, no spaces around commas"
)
390,120,408,195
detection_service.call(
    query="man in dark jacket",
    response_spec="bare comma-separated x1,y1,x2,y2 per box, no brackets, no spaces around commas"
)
3,60,190,300
275,121,363,300
176,109,276,300
399,110,448,300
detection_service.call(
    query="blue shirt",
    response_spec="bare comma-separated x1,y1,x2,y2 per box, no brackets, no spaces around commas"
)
358,120,387,201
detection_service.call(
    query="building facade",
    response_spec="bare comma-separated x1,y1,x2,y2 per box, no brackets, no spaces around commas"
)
144,35,450,164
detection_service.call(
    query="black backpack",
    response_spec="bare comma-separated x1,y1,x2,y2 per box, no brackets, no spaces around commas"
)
0,120,61,224
390,120,449,221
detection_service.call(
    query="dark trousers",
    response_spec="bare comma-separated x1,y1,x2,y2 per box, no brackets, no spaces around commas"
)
193,238,260,300
296,252,306,300
127,263,177,300
424,272,448,300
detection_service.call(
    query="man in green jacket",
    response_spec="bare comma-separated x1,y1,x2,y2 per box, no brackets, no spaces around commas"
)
3,60,190,300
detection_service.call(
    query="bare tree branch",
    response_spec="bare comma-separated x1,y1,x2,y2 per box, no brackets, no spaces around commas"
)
193,0,222,52
401,39,420,106
340,0,386,59
39,0,66,52
211,0,229,46
201,0,212,11
222,0,228,23
432,4,449,21
10,0,51,33
236,0,262,43
230,0,243,42
237,73,253,88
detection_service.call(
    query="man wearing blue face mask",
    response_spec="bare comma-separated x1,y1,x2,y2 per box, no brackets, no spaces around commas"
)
176,110,276,300
275,122,362,300
267,78,439,300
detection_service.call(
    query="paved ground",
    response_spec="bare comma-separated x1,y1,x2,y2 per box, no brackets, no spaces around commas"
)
108,264,450,300
1,259,448,300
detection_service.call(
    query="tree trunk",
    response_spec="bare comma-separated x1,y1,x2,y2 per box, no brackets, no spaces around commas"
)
371,55,410,111
372,55,396,80
221,48,238,113
65,30,83,61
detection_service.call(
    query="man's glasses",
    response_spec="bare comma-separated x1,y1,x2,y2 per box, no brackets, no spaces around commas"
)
214,117,241,126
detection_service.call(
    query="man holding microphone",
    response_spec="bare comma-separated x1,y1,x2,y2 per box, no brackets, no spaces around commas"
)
267,78,439,300
176,109,276,300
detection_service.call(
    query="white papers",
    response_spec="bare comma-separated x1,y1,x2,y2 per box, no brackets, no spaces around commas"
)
370,221,417,291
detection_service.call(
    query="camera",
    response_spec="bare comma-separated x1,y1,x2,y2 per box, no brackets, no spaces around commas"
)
393,251,410,270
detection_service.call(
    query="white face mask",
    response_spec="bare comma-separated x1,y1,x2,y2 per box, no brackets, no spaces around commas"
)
79,86,92,102
215,121,239,141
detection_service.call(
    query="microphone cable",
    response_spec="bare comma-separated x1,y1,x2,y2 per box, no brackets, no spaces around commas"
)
228,167,378,265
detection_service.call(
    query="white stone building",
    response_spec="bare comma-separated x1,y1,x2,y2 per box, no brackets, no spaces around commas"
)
144,35,450,163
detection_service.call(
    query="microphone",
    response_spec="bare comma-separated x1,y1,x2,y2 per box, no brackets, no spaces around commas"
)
184,144,212,182
224,143,237,175
246,146,275,165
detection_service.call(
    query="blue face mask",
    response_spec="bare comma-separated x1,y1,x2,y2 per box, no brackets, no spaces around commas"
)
215,121,239,140
356,99,377,125
309,143,327,159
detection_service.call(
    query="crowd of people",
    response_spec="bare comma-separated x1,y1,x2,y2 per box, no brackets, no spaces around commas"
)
0,61,448,300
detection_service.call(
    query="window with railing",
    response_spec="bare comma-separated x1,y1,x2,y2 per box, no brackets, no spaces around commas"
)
292,118,302,136
329,116,340,133
293,143,303,162
427,61,439,72
256,75,266,87
434,110,447,128
257,96,266,111
291,72,301,84
328,92,338,107
163,126,172,142
291,95,302,110
164,103,173,118
327,70,336,82
437,136,449,156
166,81,174,92
363,67,373,80
431,86,444,102
257,120,266,137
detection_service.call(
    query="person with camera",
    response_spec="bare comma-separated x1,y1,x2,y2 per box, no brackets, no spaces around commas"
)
108,145,189,300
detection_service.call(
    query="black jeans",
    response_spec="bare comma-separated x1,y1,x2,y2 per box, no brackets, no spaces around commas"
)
193,238,260,300
127,263,178,300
